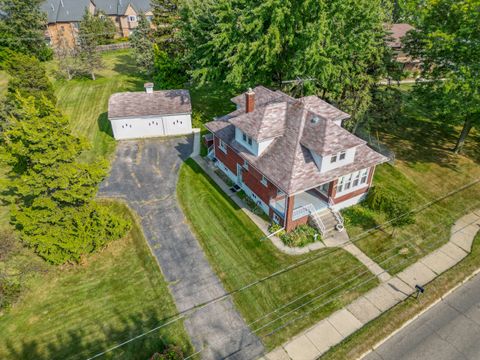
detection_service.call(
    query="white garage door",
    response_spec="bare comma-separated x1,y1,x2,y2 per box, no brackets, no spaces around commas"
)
163,114,192,136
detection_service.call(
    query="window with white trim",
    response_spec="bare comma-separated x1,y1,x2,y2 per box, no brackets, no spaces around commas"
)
219,139,227,153
128,15,137,22
261,175,268,187
330,154,337,163
339,151,346,160
336,168,370,194
240,130,254,148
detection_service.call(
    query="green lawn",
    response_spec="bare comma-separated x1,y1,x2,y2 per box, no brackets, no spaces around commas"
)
0,53,193,358
177,159,379,350
346,87,480,274
53,50,148,162
0,201,192,360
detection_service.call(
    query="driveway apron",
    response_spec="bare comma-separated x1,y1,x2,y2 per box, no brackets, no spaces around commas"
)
98,137,264,360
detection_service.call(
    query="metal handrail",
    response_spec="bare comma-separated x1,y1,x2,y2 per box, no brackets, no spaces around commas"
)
328,198,345,231
305,204,326,236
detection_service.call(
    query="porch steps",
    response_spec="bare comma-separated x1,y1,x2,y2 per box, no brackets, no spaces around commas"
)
311,209,339,236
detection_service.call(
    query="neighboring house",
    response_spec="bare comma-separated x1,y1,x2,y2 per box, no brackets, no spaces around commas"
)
41,0,154,47
108,83,192,140
386,23,420,72
205,86,388,233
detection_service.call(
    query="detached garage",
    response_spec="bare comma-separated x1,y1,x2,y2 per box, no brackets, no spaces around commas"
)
108,83,192,140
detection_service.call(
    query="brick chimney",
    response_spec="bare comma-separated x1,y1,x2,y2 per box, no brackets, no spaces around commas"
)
245,88,255,113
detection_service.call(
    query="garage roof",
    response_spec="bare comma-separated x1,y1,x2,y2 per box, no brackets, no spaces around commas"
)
108,90,192,119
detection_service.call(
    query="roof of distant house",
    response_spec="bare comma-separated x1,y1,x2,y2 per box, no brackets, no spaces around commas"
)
205,86,387,194
387,23,414,48
108,90,192,119
41,0,152,23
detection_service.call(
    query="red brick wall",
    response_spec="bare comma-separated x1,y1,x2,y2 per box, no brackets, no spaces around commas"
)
214,137,243,174
241,164,278,205
285,196,309,232
213,136,279,206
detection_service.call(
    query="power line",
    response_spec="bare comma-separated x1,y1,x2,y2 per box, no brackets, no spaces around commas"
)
183,212,480,360
84,197,480,359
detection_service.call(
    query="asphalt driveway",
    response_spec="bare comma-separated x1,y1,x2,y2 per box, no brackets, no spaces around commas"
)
99,137,264,360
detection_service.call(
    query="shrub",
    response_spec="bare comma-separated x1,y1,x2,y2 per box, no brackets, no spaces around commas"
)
268,223,284,234
365,185,415,226
280,225,320,248
150,345,183,360
236,190,270,222
342,205,378,230
0,279,21,311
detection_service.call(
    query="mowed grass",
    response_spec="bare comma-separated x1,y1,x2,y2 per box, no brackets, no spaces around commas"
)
0,201,192,360
53,50,147,162
348,87,480,274
177,159,379,350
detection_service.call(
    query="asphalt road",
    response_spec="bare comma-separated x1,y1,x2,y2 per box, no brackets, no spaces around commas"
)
364,273,480,360
99,137,264,360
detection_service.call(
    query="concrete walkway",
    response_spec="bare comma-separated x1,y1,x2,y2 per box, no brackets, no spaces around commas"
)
193,155,389,283
99,136,263,360
263,210,480,360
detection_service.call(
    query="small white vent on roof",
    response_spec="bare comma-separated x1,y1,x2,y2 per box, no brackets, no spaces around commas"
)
311,116,320,124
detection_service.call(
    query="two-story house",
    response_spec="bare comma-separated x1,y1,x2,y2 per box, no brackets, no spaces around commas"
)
41,0,154,47
205,86,388,233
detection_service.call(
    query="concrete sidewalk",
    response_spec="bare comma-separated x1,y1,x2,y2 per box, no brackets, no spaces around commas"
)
263,211,480,360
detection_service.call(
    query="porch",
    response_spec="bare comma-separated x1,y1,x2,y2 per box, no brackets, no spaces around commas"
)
269,185,332,221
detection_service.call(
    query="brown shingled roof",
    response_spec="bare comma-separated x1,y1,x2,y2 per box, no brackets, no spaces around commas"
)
108,90,192,119
205,86,388,195
386,23,414,48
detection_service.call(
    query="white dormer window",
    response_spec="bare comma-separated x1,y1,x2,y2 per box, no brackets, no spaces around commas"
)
330,154,337,163
339,151,346,160
219,139,227,153
128,15,137,22
261,175,268,186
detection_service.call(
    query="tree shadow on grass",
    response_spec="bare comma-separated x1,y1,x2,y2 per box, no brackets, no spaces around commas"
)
98,112,114,139
4,309,192,360
112,53,144,78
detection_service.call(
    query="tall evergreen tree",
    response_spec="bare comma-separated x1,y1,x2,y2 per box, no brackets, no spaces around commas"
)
130,13,155,75
151,0,179,55
405,0,480,153
0,96,130,264
77,10,104,80
179,0,389,127
0,0,52,60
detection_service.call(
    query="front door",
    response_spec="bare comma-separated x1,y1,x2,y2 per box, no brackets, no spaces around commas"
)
236,164,243,184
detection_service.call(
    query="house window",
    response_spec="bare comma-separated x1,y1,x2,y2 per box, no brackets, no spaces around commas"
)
339,151,346,160
244,160,249,170
273,213,281,224
128,15,137,22
146,15,153,22
248,137,253,146
261,175,268,187
330,154,337,163
337,177,344,193
360,168,369,184
242,133,247,142
219,139,227,153
344,174,352,191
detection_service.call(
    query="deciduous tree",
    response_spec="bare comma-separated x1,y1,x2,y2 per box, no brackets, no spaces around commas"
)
405,0,480,153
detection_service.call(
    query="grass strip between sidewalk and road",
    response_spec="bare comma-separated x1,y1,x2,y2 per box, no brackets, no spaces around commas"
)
321,232,480,360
